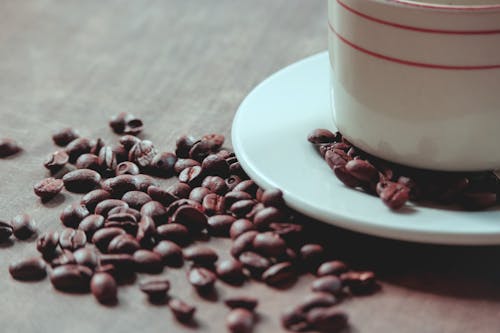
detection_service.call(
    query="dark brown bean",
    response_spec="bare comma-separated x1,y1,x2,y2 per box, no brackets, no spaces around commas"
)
139,278,170,301
202,133,225,150
261,188,285,207
78,214,105,237
98,146,117,172
62,169,101,193
333,165,362,188
102,175,137,196
300,244,325,271
156,223,191,246
81,189,112,212
269,223,303,246
121,191,152,209
281,306,309,332
95,199,129,217
224,296,258,311
119,135,141,150
172,205,207,233
225,175,242,191
59,228,87,251
202,176,228,195
52,128,80,147
188,266,217,292
36,231,59,255
44,150,69,173
341,271,377,295
115,161,140,176
0,220,13,243
202,154,229,178
9,257,47,281
51,250,76,267
230,200,256,218
123,114,143,135
108,206,141,221
231,231,258,258
306,307,348,332
174,158,200,174
317,261,348,277
153,240,184,267
0,138,22,157
202,193,226,216
91,272,117,304
167,198,203,216
179,165,204,187
151,152,177,177
11,214,37,240
167,182,192,199
378,181,410,210
253,207,286,230
226,308,254,333
109,112,127,134
183,245,218,267
229,162,247,178
129,140,157,168
189,140,215,162
91,227,126,252
238,251,271,276
262,262,295,286
60,203,90,228
140,201,168,225
253,232,286,258
345,159,379,184
311,276,343,295
175,135,198,158
216,259,245,284
147,185,177,206
133,249,163,273
168,298,196,323
90,138,106,156
207,215,236,237
307,129,337,144
65,137,92,163
99,254,135,272
73,248,98,268
189,186,211,203
233,180,258,197
49,264,93,292
104,212,139,235
75,153,101,171
107,234,140,254
33,177,64,201
229,219,256,240
298,292,338,312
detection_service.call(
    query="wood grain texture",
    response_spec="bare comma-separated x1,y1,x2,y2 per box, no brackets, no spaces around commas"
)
0,1,499,332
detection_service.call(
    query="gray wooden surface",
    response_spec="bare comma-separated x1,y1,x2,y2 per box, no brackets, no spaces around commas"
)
1,1,499,332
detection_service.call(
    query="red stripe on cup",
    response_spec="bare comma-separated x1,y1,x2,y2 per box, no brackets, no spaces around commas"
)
337,0,500,34
328,23,500,70
389,0,500,11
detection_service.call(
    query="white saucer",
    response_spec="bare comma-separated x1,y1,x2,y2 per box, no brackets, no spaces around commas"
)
232,52,500,246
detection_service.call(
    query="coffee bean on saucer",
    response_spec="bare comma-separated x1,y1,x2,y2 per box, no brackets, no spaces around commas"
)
9,257,47,281
44,150,69,173
0,220,13,243
62,169,101,193
377,181,410,210
168,298,196,323
91,272,117,304
52,128,80,147
34,177,64,201
0,138,22,157
307,129,337,144
226,308,254,333
11,214,37,240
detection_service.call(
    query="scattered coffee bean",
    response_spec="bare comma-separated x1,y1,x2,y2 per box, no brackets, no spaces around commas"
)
253,207,285,230
216,259,245,285
238,251,271,276
99,253,135,272
175,135,198,158
81,189,112,212
252,232,286,258
0,138,22,157
59,228,87,251
109,112,143,135
230,200,256,218
153,240,184,267
91,272,118,304
78,214,105,237
156,223,190,246
73,247,98,268
102,175,137,196
91,227,126,252
298,292,338,312
378,181,410,210
107,234,140,254
62,169,101,193
129,140,157,168
229,219,256,240
139,278,170,302
226,308,254,333
167,182,192,199
95,199,129,217
224,296,258,311
179,165,204,187
311,276,343,295
300,244,325,271
75,153,101,171
51,250,76,267
121,191,152,209
202,193,226,216
189,140,215,162
0,220,13,243
65,137,92,163
307,129,337,144
116,161,140,176
233,180,258,197
151,152,177,177
262,262,295,286
44,150,69,173
202,133,225,150
207,215,236,237
33,177,64,201
140,201,168,225
269,223,303,246
49,264,93,292
9,257,47,281
183,245,218,267
189,186,211,203
174,158,200,175
133,249,163,273
188,266,217,292
317,261,348,277
306,307,348,332
168,298,196,323
231,231,258,258
98,146,117,172
341,271,377,295
60,203,90,228
261,188,285,207
90,138,106,156
11,214,37,240
52,128,80,147
172,205,207,233
147,185,177,206
225,175,242,191
202,154,229,178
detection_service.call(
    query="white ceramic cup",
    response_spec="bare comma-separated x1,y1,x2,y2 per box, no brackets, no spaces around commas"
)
328,0,500,171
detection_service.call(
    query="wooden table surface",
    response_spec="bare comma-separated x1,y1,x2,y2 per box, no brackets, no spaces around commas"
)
1,1,499,332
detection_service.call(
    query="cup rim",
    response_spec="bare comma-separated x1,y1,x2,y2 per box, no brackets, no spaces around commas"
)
372,0,500,11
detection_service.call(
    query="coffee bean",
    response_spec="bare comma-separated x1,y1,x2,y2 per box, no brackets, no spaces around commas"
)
281,306,310,332
202,133,225,150
107,234,140,254
147,185,177,206
311,276,343,295
317,261,348,277
33,177,64,201
140,201,167,225
230,200,256,218
151,152,177,177
92,227,126,252
99,253,135,272
262,262,295,286
90,138,106,156
139,278,170,301
238,251,271,276
63,169,101,193
325,149,351,169
102,175,137,196
268,223,303,247
378,181,410,210
333,165,362,188
175,135,198,158
202,176,228,195
188,266,216,292
156,223,190,246
298,292,338,312
97,146,117,172
115,161,140,176
224,296,258,311
11,214,37,240
231,231,258,258
233,180,258,197
341,271,377,295
253,232,286,258
50,264,93,292
202,154,229,178
0,220,13,243
36,231,59,255
60,203,90,229
91,272,117,304
44,150,69,173
345,159,379,184
81,189,112,212
73,247,98,268
189,187,211,203
104,213,138,236
65,137,92,163
167,182,192,199
78,214,105,237
207,215,236,237
260,188,285,208
59,228,87,251
0,138,22,157
226,308,254,333
167,198,203,216
9,257,47,281
174,158,200,175
52,128,80,147
119,135,141,150
184,245,218,267
306,307,348,332
95,199,129,217
51,250,76,267
168,298,196,323
202,193,226,216
122,114,143,135
133,249,163,273
153,240,184,267
229,162,247,178
229,219,256,240
189,140,215,162
108,206,141,221
216,259,245,284
75,153,101,171
129,140,157,168
307,129,337,144
121,191,152,209
300,244,325,271
109,112,127,134
225,175,242,191
253,207,286,230
179,165,204,187
172,205,207,233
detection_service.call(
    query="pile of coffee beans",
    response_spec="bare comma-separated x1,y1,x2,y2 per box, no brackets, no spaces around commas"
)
308,129,500,210
1,115,379,333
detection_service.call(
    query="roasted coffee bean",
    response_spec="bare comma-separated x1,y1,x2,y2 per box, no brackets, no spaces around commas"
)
460,191,497,210
306,307,348,332
202,193,226,216
153,240,184,267
115,161,140,176
59,228,87,251
189,140,215,162
253,232,286,258
51,250,76,267
233,180,258,197
333,165,362,188
63,169,101,193
216,259,245,284
121,191,152,209
99,254,135,272
75,153,100,171
207,215,236,237
172,205,207,233
104,214,138,235
0,138,22,157
188,266,217,292
89,138,106,156
345,159,379,184
98,146,117,172
245,202,265,221
92,227,126,252
189,186,211,203
60,203,90,228
202,154,229,178
231,231,258,258
36,231,59,255
33,177,64,201
9,257,47,281
135,217,155,248
230,200,256,218
133,249,163,273
95,199,129,217
202,133,225,150
91,272,117,304
129,140,157,168
156,224,190,246
298,292,338,312
229,219,256,240
119,135,141,150
307,129,337,144
224,296,258,311
44,150,69,173
226,308,254,333
300,244,325,271
140,201,167,225
238,251,271,276
325,149,350,169
311,276,343,295
378,181,410,210
122,114,143,135
78,214,105,237
0,220,13,243
317,261,348,277
109,112,127,134
11,214,37,240
65,137,92,163
134,174,158,191
167,182,192,199
167,198,203,216
184,245,218,267
102,175,137,196
139,278,170,301
281,306,310,332
168,298,196,323
147,185,177,206
108,206,141,221
229,162,247,178
253,207,286,230
151,152,177,177
112,144,128,163
202,176,228,195
107,234,140,254
175,135,198,158
52,128,80,147
217,149,233,159
174,158,200,174
269,223,303,246
225,175,242,191
50,264,93,292
262,262,295,286
341,271,377,295
81,189,112,212
73,247,98,268
179,165,204,187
